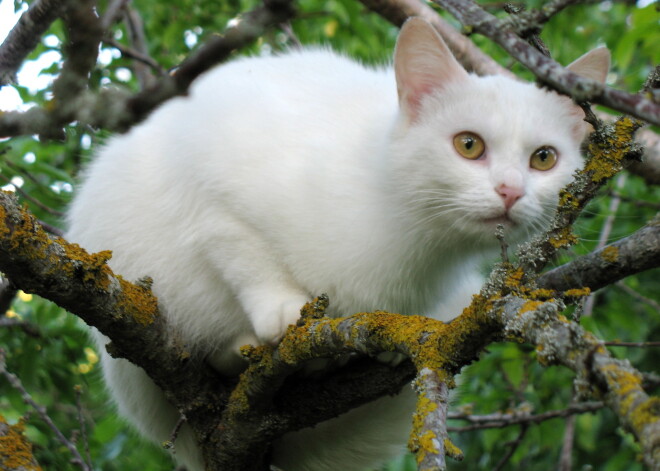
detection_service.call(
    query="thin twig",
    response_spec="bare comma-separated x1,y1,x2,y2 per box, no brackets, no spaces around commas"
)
74,385,93,469
604,341,660,348
493,424,528,471
615,281,660,313
582,173,626,316
37,220,64,237
0,175,65,217
0,349,91,471
100,0,129,31
507,0,599,35
122,5,159,88
558,414,576,471
102,37,166,74
495,224,510,264
448,401,604,432
163,413,187,451
606,190,660,210
279,21,303,49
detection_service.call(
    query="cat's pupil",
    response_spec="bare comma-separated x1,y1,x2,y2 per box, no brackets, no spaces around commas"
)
464,137,474,149
538,149,548,161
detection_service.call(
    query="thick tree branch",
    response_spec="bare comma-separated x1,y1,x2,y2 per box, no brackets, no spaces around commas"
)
0,0,296,138
0,0,67,87
357,0,511,76
0,2,657,469
47,0,104,136
0,190,232,462
498,296,660,469
538,219,660,293
432,0,660,126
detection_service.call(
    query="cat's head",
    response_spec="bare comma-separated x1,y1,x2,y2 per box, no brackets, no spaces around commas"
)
390,18,609,246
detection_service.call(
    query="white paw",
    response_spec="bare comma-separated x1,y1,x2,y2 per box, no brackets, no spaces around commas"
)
252,296,308,346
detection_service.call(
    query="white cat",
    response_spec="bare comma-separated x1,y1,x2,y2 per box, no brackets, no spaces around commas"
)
67,17,609,471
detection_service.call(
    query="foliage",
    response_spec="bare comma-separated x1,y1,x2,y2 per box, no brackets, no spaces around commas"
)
0,0,657,470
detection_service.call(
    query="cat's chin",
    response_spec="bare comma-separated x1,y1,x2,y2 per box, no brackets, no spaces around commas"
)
480,215,516,227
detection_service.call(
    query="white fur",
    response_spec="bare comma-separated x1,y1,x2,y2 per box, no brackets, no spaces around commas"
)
67,19,605,471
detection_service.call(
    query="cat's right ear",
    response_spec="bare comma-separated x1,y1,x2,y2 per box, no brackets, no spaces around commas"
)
394,17,468,123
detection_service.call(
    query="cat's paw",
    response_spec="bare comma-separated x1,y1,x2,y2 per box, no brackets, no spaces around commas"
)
252,296,308,346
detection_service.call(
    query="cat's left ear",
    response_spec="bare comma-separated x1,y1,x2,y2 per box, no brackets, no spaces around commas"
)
394,17,469,123
564,47,610,137
566,47,610,83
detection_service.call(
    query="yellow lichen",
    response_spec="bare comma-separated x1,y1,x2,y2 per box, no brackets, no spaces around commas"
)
519,300,543,315
564,287,591,298
417,430,439,455
0,194,115,292
528,288,554,300
558,190,580,209
443,437,464,460
600,246,619,264
410,393,439,460
504,267,525,289
64,245,113,290
630,397,660,436
0,415,42,471
116,276,159,326
584,116,640,182
548,227,578,249
597,363,660,440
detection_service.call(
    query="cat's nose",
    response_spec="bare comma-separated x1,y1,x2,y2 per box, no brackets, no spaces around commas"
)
496,184,524,210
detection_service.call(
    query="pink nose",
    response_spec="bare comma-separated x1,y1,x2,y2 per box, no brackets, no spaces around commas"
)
496,184,524,210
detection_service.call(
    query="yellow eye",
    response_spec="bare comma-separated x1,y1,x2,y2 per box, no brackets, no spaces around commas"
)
453,132,485,160
530,146,558,171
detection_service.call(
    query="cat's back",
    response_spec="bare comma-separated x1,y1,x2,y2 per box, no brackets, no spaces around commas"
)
68,48,397,262
194,49,393,112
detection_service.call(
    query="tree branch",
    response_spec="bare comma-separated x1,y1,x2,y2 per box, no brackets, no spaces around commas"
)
357,0,511,76
0,0,67,87
0,0,296,138
0,349,90,471
448,401,604,432
498,296,660,469
432,0,660,126
359,0,660,182
538,219,660,292
0,190,232,462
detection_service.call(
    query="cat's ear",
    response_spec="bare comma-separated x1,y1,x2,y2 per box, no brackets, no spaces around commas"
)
394,17,468,123
564,47,610,138
566,47,610,83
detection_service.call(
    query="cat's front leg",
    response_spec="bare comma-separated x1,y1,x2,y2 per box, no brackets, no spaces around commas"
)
205,218,311,347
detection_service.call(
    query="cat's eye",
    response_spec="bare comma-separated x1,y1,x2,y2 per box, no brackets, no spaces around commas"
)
530,146,558,171
453,132,485,160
